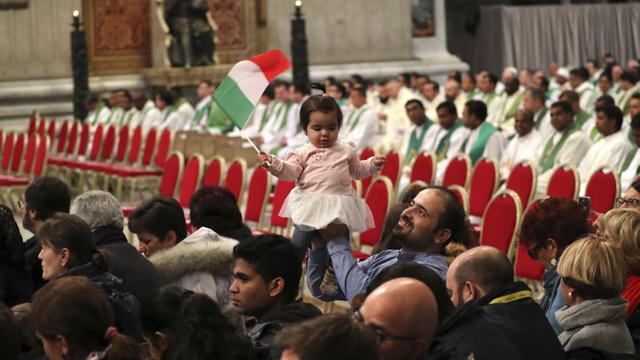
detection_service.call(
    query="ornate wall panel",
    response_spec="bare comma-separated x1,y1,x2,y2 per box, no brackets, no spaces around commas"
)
84,0,151,75
208,0,256,64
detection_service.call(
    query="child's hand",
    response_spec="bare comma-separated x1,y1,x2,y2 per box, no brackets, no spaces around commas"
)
257,152,272,168
372,155,386,168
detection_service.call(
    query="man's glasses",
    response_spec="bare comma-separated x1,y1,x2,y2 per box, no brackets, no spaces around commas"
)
352,310,419,344
615,197,640,208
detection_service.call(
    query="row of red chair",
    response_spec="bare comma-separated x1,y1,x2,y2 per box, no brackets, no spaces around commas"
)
0,130,50,187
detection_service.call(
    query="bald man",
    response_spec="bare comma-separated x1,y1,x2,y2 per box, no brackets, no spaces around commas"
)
358,277,437,360
428,247,565,360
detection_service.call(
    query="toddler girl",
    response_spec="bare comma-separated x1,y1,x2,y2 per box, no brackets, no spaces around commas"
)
258,94,386,242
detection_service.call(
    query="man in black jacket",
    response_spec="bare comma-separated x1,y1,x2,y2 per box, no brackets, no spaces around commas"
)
428,246,566,360
230,235,321,359
70,190,161,304
21,177,71,294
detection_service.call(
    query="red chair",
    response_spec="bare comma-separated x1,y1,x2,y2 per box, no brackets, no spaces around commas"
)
37,119,46,137
154,129,173,168
33,135,50,177
360,147,375,195
505,161,537,210
9,134,26,174
21,133,39,176
55,120,69,154
27,117,37,136
112,125,131,163
479,190,522,259
468,157,499,220
380,151,402,190
140,128,158,167
86,124,105,162
1,132,15,173
223,159,248,204
76,122,91,157
356,176,394,257
65,121,79,156
158,152,185,198
409,152,436,184
202,156,226,186
127,126,143,165
585,166,619,214
442,154,471,188
47,119,56,143
546,165,579,199
447,184,469,213
514,238,545,281
178,154,205,208
265,179,296,235
244,167,271,229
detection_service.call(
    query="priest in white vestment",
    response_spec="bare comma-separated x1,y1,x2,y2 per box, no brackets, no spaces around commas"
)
429,101,470,184
578,105,633,194
339,87,380,150
419,81,445,122
535,101,592,198
620,115,640,190
500,110,542,180
379,79,419,153
461,100,507,165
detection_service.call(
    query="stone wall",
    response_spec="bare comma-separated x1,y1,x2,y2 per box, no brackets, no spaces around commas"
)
0,0,81,80
264,0,414,65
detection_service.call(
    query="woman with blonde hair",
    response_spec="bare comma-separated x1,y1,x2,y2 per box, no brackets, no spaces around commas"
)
596,208,640,349
555,235,634,353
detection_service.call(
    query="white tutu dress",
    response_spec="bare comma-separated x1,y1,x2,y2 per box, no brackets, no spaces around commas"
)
266,142,381,233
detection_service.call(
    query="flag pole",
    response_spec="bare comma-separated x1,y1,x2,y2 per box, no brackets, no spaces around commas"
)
235,126,270,167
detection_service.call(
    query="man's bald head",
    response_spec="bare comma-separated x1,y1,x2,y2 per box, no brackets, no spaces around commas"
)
447,246,513,307
360,277,438,360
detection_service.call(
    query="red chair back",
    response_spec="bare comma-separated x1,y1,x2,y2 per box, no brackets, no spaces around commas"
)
360,177,394,247
1,132,14,172
448,184,469,212
245,167,271,225
33,136,49,177
270,180,296,229
10,134,26,173
28,117,37,136
77,122,90,156
546,165,579,199
360,148,375,194
468,158,499,218
223,159,247,204
65,121,79,156
514,239,545,281
409,152,436,184
480,190,522,257
47,120,56,142
22,133,39,175
127,127,143,164
154,130,172,168
55,120,69,154
141,128,158,166
442,154,471,188
203,156,226,186
585,166,619,214
380,151,401,190
100,125,117,161
88,124,104,160
178,154,204,207
505,161,537,210
0,131,3,157
114,126,130,162
37,119,46,137
158,152,184,198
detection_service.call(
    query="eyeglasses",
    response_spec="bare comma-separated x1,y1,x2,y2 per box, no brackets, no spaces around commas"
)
615,197,640,208
352,310,419,344
527,242,546,260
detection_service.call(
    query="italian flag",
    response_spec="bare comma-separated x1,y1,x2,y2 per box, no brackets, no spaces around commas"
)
213,50,291,129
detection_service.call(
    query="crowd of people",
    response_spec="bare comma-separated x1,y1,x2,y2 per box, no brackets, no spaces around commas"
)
1,52,640,360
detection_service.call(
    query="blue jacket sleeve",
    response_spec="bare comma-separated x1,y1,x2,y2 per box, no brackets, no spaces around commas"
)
326,236,374,303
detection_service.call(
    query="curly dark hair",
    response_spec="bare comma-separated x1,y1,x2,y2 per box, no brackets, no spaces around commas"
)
520,197,593,254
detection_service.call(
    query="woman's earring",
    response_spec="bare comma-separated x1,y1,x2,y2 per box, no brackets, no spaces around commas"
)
568,291,573,298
